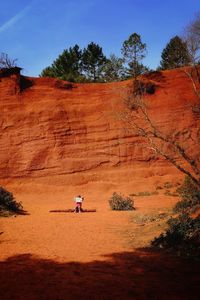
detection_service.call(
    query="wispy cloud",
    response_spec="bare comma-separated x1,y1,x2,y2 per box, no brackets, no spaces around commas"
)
0,1,35,34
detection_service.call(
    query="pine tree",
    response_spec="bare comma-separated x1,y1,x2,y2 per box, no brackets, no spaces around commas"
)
160,36,191,70
40,45,84,82
40,66,56,77
121,33,147,79
82,42,107,82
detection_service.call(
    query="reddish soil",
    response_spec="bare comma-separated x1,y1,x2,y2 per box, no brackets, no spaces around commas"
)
0,68,200,299
1,175,200,300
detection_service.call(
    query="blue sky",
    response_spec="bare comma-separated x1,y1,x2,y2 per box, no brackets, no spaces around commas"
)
0,0,199,77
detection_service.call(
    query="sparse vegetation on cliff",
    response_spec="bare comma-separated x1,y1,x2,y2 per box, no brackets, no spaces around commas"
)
40,33,149,83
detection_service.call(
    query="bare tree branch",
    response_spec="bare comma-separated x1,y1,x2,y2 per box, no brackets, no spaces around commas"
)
0,53,17,69
147,136,200,186
184,13,200,64
120,72,200,187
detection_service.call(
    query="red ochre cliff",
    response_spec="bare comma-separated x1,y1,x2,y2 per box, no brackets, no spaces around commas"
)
0,68,199,183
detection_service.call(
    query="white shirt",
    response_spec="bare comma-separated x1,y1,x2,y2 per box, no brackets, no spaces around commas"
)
74,196,83,203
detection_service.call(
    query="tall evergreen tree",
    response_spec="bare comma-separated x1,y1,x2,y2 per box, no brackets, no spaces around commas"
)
121,33,147,79
82,42,107,82
40,45,84,82
160,36,191,70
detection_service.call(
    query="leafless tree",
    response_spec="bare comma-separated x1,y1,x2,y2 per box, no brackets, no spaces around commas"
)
120,73,200,187
0,53,17,69
184,13,200,64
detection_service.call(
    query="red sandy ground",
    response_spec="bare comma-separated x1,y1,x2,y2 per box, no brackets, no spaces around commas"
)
0,171,200,300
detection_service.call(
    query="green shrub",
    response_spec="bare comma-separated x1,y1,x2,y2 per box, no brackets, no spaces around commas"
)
109,192,135,211
0,186,23,214
151,213,200,258
151,176,200,258
174,176,200,213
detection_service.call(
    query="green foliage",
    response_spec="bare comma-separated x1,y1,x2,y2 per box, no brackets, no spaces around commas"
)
121,32,147,78
102,54,126,82
0,186,23,214
109,192,135,211
82,42,107,82
53,45,83,81
152,213,200,258
126,62,149,78
40,37,151,82
152,176,200,258
40,42,110,82
40,45,84,82
174,176,200,213
160,36,191,70
40,66,56,78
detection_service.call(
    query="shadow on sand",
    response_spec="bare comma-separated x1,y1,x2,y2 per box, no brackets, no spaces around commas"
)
0,249,199,300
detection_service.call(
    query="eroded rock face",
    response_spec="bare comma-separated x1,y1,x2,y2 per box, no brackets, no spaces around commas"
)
0,69,199,178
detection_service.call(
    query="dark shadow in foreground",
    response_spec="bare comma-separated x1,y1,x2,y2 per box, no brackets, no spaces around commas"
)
0,249,199,300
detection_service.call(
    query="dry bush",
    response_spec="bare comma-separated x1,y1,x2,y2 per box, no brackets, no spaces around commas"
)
109,192,135,211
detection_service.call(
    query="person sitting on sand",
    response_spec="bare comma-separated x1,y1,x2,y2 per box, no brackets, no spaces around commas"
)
74,195,84,213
